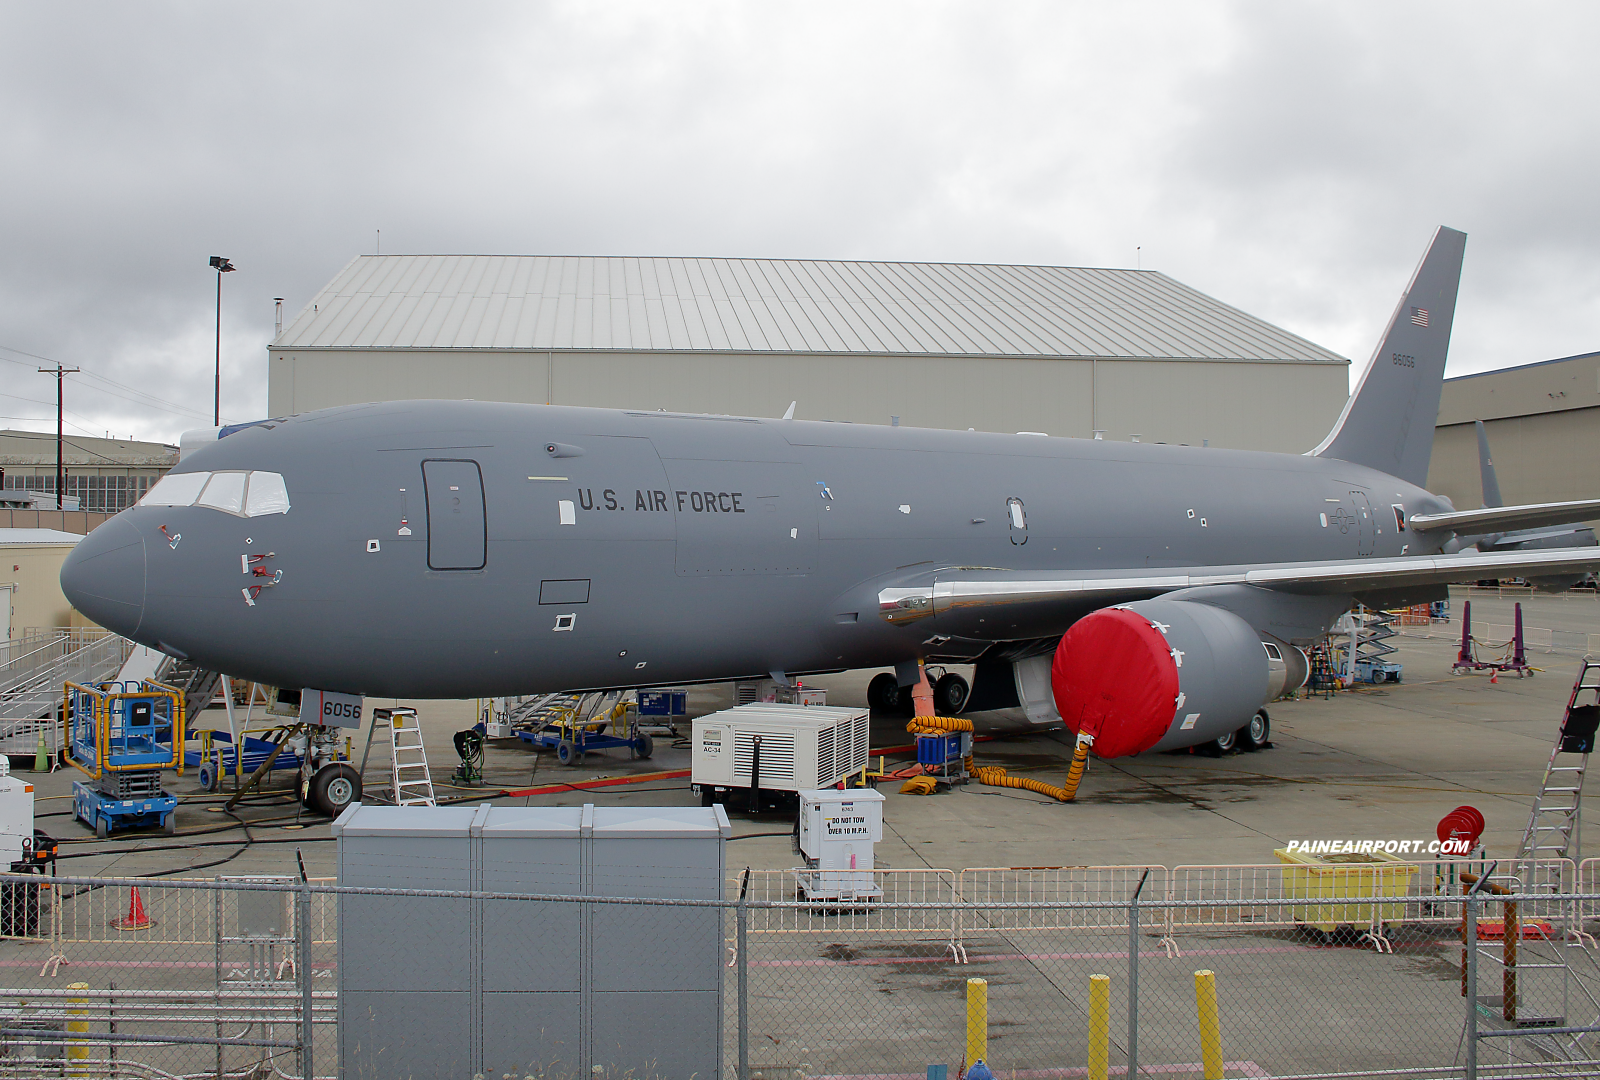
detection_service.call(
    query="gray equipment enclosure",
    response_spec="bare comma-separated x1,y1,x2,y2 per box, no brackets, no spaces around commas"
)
335,803,729,1080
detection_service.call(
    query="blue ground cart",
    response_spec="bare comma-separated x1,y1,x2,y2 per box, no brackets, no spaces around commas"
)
183,730,305,792
518,692,654,765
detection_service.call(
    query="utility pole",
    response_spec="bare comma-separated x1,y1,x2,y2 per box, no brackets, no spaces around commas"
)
38,363,79,507
209,256,236,426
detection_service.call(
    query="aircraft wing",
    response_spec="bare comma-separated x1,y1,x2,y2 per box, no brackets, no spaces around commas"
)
1409,499,1600,536
878,546,1600,624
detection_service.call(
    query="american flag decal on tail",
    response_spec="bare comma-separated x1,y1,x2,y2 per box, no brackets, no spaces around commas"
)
1410,307,1430,327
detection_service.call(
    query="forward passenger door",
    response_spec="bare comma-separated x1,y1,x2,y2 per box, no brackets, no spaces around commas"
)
423,459,487,570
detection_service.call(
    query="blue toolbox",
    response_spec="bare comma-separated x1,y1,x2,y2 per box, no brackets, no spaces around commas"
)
637,690,688,717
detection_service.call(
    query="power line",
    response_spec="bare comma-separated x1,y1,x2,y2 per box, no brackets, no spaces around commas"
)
0,394,103,438
76,368,216,421
0,351,209,419
0,392,62,409
0,344,225,424
0,392,131,435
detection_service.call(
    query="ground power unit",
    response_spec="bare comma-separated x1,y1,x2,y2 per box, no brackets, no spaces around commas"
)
0,759,33,865
797,787,885,901
692,704,870,807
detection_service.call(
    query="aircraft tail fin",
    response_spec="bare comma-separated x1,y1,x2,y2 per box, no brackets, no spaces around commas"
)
1310,227,1466,486
1475,419,1503,508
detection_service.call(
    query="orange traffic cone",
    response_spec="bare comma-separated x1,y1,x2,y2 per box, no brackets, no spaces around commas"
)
1490,670,1499,684
111,887,153,931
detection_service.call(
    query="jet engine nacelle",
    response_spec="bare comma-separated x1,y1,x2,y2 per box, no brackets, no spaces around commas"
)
1051,599,1272,758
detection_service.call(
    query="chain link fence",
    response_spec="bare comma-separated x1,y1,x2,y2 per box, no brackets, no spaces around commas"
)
5,867,1600,1078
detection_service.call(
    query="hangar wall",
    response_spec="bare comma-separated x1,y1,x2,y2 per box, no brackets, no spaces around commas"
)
1428,350,1600,523
269,254,1352,454
268,349,1346,453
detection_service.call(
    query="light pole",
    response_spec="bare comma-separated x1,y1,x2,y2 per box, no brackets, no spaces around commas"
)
209,256,236,426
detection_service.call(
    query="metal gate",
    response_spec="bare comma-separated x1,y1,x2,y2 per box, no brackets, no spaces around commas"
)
423,459,486,570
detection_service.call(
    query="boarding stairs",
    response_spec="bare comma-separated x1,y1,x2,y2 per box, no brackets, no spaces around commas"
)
162,659,225,728
103,644,225,728
0,629,135,754
360,707,437,806
504,692,583,731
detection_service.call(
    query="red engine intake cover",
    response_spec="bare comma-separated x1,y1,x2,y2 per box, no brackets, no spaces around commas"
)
1052,607,1180,759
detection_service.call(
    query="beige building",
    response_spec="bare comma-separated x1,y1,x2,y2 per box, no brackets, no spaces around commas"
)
269,255,1350,453
0,430,178,515
1428,350,1600,521
0,529,84,641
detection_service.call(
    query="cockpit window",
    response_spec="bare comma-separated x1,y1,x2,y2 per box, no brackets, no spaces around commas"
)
196,472,246,514
140,471,291,517
142,472,210,507
244,472,290,516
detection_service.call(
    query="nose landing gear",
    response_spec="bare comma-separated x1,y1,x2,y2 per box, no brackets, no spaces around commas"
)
299,725,363,817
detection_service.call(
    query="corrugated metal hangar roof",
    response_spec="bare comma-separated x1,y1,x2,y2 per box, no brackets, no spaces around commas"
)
276,254,1346,364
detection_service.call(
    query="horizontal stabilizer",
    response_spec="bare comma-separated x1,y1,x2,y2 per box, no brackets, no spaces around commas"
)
1409,499,1600,536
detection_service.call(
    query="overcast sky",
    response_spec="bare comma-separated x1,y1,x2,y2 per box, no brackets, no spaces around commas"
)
3,1,1596,445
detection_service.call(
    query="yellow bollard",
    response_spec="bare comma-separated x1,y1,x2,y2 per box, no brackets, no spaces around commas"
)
1087,974,1110,1080
1194,969,1223,1080
66,981,90,1072
965,976,988,1066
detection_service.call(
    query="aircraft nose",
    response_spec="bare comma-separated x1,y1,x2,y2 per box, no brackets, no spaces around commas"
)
61,517,147,637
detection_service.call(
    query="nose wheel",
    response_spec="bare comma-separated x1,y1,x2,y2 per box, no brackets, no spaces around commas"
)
305,762,363,816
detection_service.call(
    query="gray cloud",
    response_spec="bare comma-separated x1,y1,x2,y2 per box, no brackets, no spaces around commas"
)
2,1,1594,444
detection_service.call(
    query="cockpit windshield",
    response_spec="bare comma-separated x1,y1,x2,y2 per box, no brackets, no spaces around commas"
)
140,471,291,517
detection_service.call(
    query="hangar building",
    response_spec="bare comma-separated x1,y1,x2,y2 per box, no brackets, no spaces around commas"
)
1428,349,1600,525
0,431,179,534
269,255,1349,452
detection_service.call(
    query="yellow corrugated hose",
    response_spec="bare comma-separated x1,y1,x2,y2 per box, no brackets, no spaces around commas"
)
905,714,974,735
900,715,972,793
897,715,1091,801
973,738,1092,802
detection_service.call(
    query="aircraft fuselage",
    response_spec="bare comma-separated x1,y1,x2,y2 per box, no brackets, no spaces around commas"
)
64,399,1446,698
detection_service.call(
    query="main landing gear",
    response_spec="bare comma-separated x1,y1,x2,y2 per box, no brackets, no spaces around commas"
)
1209,709,1271,755
867,668,970,716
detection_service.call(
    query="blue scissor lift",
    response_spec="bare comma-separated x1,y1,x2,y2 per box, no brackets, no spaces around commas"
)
66,680,185,839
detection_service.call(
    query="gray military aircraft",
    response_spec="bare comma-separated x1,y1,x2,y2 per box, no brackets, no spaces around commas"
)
61,227,1600,781
1444,419,1599,569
